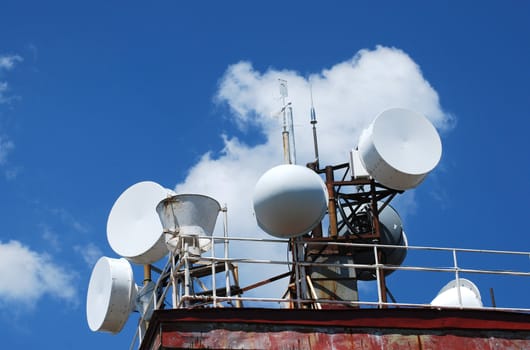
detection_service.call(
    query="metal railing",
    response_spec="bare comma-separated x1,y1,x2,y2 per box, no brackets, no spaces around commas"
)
141,235,530,313
130,235,530,349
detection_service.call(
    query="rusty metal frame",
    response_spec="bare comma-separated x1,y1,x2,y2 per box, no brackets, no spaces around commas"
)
299,161,403,306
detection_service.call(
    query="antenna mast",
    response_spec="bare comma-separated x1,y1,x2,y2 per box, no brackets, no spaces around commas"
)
309,82,320,169
279,79,297,164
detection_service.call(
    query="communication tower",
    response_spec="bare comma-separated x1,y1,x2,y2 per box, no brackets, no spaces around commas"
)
85,85,530,349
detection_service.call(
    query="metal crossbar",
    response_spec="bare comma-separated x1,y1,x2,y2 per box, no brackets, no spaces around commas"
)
130,234,530,349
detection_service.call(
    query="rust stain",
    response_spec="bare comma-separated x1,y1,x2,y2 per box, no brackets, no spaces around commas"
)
161,328,530,349
145,308,530,350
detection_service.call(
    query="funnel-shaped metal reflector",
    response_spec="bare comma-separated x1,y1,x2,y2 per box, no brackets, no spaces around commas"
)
156,194,221,256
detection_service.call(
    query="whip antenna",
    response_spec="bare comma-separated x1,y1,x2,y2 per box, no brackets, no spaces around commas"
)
309,82,320,168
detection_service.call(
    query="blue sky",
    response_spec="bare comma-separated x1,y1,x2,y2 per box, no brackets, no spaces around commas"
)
1,1,529,348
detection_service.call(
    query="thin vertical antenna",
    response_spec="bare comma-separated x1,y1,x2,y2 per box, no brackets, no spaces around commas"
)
309,82,320,168
287,105,297,164
279,79,291,164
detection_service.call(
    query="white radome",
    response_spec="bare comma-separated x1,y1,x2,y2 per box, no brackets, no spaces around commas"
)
253,164,328,238
430,278,483,308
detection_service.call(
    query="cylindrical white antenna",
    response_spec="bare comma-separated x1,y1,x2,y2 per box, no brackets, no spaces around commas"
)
309,83,319,166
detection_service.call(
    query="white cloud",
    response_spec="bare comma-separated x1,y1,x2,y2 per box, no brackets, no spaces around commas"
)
0,54,22,177
174,46,453,299
0,240,77,308
0,81,11,104
0,54,21,179
0,55,23,71
0,54,22,104
41,224,61,251
51,208,90,233
0,135,14,165
74,243,102,268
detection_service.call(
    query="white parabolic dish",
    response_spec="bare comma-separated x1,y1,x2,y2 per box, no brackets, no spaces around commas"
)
107,181,173,264
358,108,442,190
86,257,136,334
253,164,328,238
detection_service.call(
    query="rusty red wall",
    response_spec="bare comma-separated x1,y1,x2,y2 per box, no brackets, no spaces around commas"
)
140,308,530,350
159,327,530,350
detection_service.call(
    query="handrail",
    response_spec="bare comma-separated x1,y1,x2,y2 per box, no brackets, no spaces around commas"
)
131,234,530,349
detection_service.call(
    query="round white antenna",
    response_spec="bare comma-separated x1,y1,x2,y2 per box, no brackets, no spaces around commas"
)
357,108,442,190
107,181,174,264
430,278,483,308
86,257,136,334
253,164,328,238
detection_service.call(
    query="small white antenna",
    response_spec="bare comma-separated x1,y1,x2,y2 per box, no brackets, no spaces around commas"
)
278,79,297,164
279,79,288,101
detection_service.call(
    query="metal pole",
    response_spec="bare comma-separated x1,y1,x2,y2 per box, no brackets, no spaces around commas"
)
490,287,497,308
143,264,152,285
282,130,291,164
211,234,217,307
287,106,297,164
374,245,383,308
171,252,178,308
184,242,191,307
370,180,387,305
312,124,319,168
296,237,308,301
453,249,463,308
233,265,242,308
279,79,291,165
377,250,388,306
223,206,231,300
293,239,302,308
326,166,338,238
141,264,152,331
